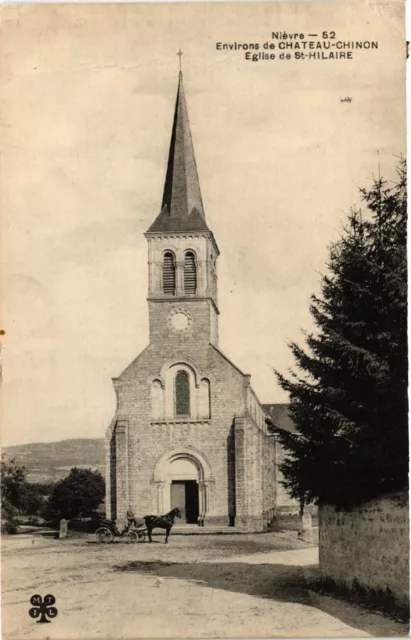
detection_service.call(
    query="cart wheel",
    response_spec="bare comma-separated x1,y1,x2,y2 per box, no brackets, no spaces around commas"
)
96,527,114,544
126,530,140,543
137,531,147,542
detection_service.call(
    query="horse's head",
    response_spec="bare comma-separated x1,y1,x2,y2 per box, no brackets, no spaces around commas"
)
172,507,182,519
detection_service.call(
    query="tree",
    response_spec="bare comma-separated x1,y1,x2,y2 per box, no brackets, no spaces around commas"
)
1,456,28,511
22,483,53,516
274,160,407,509
1,456,29,533
42,468,105,521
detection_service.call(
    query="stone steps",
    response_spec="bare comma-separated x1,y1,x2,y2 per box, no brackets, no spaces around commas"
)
167,525,237,535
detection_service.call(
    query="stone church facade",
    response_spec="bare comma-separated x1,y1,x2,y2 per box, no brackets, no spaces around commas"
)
106,71,295,531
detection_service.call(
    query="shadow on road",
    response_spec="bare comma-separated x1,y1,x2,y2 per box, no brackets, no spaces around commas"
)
116,559,311,601
113,560,407,637
86,540,163,545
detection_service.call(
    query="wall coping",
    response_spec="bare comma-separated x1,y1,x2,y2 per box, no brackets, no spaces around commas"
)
150,419,211,425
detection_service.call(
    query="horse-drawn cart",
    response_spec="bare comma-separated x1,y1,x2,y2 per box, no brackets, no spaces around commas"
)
95,518,147,544
95,508,181,544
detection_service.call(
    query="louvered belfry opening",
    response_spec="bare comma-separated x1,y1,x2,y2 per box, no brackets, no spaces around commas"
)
184,251,197,294
175,370,190,416
163,251,176,295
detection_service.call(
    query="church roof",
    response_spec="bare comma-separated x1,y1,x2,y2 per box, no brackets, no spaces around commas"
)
263,403,297,434
147,71,209,234
210,344,245,376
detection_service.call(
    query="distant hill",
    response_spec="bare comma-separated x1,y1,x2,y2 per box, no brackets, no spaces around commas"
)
2,439,105,484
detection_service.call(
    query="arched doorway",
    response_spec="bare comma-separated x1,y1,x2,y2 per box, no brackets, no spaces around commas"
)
152,447,213,523
169,458,199,523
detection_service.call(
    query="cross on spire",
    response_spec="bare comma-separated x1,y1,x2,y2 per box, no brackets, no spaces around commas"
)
177,49,183,71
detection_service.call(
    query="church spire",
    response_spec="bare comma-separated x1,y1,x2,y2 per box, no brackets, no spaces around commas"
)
147,70,209,233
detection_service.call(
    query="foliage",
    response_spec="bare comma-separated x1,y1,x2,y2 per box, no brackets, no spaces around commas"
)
1,518,18,535
1,455,54,513
274,160,407,508
42,468,105,521
1,456,56,533
1,455,28,511
22,483,53,516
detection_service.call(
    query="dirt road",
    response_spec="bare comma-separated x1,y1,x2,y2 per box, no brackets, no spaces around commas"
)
1,532,407,638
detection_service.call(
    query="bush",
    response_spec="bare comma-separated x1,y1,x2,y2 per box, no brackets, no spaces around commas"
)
1,519,18,535
68,517,103,534
42,468,105,521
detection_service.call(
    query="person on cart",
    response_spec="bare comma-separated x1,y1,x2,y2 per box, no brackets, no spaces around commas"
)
126,506,138,530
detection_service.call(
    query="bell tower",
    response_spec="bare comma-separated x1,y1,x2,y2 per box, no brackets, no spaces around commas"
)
145,71,220,346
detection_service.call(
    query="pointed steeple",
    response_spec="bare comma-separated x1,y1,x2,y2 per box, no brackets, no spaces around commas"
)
147,71,210,233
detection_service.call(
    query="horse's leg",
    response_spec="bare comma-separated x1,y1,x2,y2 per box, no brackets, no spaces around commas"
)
165,526,171,544
148,526,153,543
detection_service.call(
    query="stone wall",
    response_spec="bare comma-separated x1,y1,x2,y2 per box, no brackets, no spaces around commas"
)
233,386,277,532
262,431,276,526
107,341,245,522
274,438,299,511
319,492,409,607
107,335,278,530
234,416,263,531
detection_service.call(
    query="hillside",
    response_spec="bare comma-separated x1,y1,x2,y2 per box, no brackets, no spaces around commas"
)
2,438,105,484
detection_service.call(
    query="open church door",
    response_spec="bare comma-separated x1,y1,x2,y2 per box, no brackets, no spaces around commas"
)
170,481,186,521
185,480,199,524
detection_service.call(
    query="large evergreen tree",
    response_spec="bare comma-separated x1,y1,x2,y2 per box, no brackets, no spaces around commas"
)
274,160,407,509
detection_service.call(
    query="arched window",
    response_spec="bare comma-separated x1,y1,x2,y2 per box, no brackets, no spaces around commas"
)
175,370,190,416
163,251,176,295
184,251,197,294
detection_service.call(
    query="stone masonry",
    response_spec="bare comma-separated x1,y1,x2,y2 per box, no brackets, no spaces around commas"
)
105,70,282,532
319,492,409,607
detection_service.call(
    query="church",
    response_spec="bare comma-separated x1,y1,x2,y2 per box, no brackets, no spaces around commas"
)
106,70,296,531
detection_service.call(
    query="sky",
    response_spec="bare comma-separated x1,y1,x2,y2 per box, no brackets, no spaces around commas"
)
1,1,406,446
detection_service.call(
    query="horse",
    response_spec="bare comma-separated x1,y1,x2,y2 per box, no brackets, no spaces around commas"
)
144,507,181,544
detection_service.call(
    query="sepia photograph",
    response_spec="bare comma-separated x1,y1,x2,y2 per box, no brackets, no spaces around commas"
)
1,1,408,637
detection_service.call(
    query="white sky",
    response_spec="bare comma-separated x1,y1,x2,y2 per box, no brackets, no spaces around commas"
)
1,1,406,446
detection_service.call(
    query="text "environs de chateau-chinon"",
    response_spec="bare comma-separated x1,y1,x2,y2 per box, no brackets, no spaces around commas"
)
216,32,378,61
